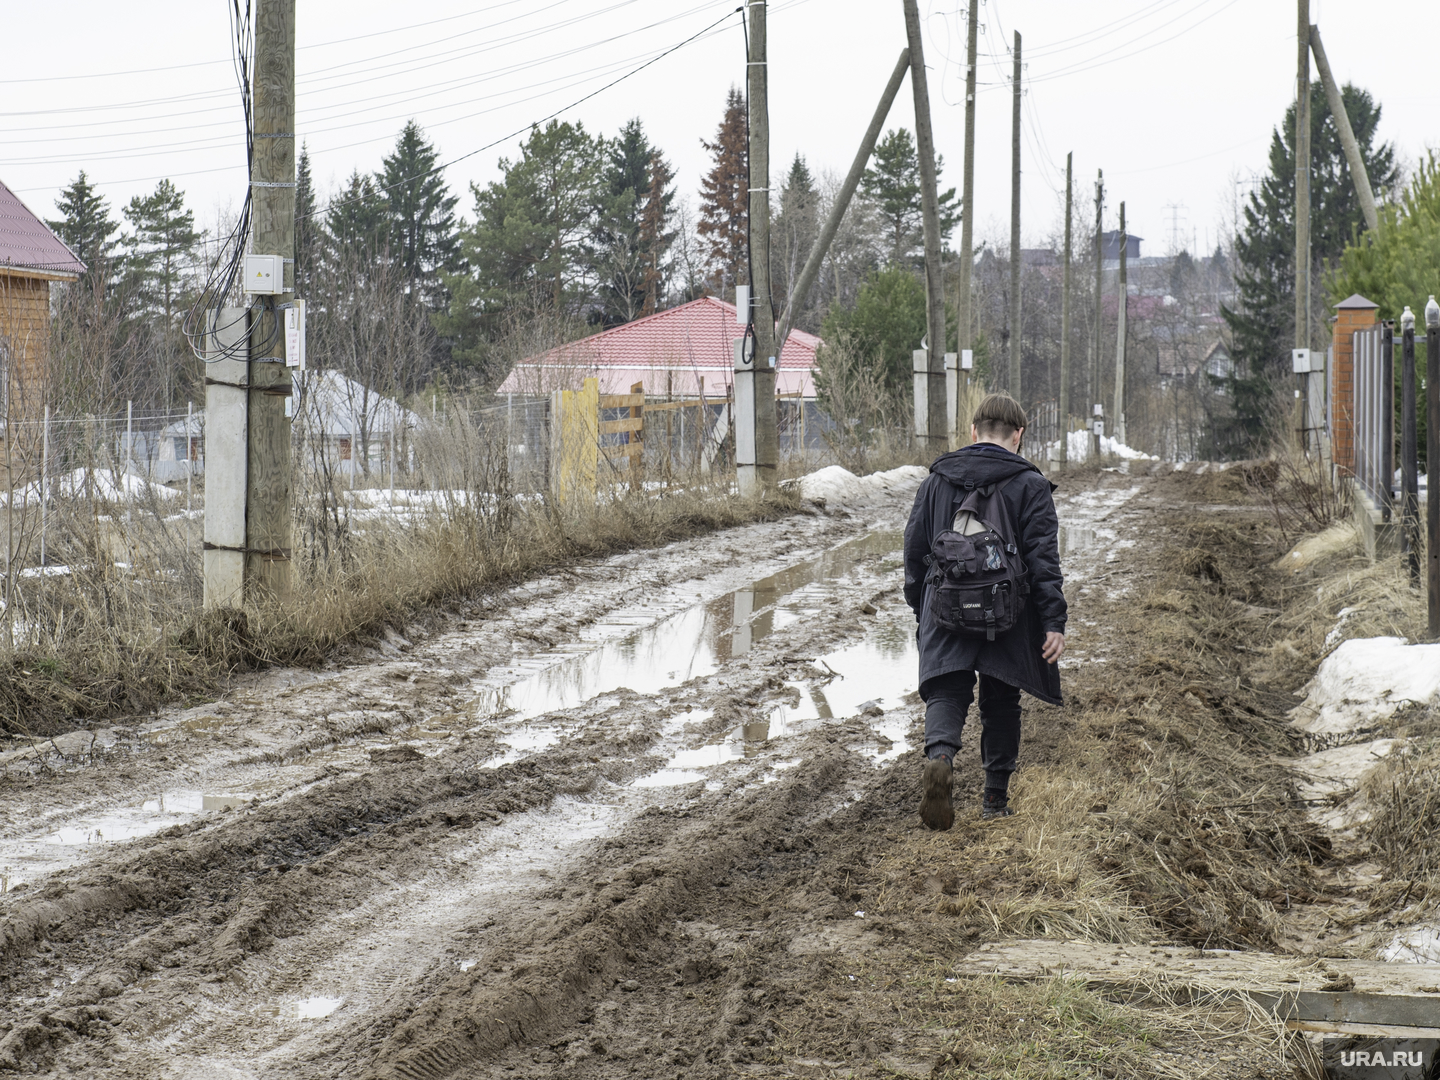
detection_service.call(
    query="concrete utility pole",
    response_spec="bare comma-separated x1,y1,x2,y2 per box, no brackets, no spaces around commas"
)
1309,25,1379,234
248,0,295,600
957,0,979,362
1091,169,1104,461
1295,0,1311,373
776,49,909,352
1058,152,1073,467
902,0,947,449
1114,201,1128,447
742,0,778,493
1008,31,1022,400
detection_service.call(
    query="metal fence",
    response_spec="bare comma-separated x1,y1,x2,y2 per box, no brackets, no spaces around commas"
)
1351,325,1394,518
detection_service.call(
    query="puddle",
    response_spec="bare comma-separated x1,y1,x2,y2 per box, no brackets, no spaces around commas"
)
259,996,344,1020
758,618,919,760
0,791,255,888
469,531,902,724
644,613,921,782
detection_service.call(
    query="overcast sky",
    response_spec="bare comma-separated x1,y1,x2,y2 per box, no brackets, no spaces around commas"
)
2,0,1433,265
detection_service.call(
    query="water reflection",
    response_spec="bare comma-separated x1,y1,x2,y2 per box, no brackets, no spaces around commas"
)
471,531,903,723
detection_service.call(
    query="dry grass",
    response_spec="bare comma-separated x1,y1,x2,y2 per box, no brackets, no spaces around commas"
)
0,422,810,738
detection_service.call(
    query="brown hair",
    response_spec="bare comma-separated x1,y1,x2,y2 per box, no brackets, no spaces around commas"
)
972,392,1027,440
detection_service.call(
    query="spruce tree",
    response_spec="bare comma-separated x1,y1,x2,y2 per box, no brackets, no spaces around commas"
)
638,150,677,316
860,129,958,267
325,170,389,270
1219,81,1396,453
121,179,201,324
47,170,119,286
592,119,674,325
295,143,319,299
773,153,819,327
697,86,749,297
376,120,460,310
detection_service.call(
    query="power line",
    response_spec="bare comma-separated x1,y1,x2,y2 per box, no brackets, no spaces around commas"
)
0,0,548,84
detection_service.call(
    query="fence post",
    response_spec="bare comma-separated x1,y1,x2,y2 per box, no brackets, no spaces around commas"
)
1402,307,1420,582
40,404,49,568
629,382,644,492
1425,295,1439,635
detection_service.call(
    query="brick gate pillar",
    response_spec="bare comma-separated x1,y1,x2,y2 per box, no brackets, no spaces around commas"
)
1332,293,1380,476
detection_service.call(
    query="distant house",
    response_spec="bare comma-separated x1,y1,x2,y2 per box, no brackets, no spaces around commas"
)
496,296,822,400
0,179,85,410
154,370,420,480
1100,231,1143,260
1157,340,1233,386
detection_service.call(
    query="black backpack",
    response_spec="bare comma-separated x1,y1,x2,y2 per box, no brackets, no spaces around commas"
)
923,477,1029,641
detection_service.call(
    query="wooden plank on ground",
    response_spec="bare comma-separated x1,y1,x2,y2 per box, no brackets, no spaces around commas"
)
955,939,1440,1031
599,417,643,435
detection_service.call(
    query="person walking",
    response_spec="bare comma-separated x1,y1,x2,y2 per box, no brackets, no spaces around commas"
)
903,393,1066,830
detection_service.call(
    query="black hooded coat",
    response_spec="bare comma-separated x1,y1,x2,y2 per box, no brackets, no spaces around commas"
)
903,444,1066,705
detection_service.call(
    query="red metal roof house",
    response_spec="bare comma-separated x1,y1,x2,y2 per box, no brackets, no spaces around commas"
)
496,296,822,399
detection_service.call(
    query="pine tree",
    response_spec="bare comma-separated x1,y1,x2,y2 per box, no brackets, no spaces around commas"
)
121,179,201,325
860,129,959,267
376,120,460,309
295,143,319,299
696,86,749,297
440,120,606,368
773,153,819,326
1219,80,1396,453
47,170,119,286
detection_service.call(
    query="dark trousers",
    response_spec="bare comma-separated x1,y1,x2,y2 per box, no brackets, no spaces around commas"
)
921,669,1022,790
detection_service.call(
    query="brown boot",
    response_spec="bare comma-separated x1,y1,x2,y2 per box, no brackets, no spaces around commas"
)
919,756,954,831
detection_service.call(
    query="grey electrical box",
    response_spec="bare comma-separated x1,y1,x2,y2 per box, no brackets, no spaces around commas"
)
245,254,285,295
1291,348,1321,373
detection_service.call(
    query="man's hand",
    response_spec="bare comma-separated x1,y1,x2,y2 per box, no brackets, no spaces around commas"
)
1041,632,1066,664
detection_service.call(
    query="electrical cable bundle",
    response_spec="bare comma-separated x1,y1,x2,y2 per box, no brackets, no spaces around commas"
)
180,0,279,364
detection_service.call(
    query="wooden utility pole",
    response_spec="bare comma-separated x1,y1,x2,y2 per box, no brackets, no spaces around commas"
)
745,0,778,492
1091,169,1104,461
1008,31,1022,400
776,49,909,352
1309,25,1378,234
1113,201,1128,447
903,0,947,449
957,0,978,363
1294,0,1311,407
248,0,295,599
1058,152,1073,467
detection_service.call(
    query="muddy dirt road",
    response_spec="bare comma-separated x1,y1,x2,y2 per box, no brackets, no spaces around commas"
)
0,465,1321,1078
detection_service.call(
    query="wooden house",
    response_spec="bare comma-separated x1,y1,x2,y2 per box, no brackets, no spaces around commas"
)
0,178,85,411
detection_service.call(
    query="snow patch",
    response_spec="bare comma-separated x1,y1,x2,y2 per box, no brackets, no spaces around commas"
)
1381,925,1440,964
1051,429,1156,462
1292,637,1440,735
794,465,928,505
